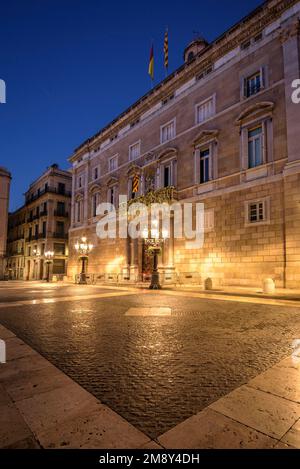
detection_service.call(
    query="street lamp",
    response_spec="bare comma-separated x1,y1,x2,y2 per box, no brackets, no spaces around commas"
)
142,220,168,290
74,236,93,285
44,250,54,283
32,248,40,280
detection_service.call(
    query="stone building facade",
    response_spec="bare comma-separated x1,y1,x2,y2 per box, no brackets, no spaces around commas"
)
0,166,11,280
7,164,72,280
68,0,300,289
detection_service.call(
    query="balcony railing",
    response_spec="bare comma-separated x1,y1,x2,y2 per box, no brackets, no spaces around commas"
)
54,211,69,218
25,186,71,205
53,232,68,239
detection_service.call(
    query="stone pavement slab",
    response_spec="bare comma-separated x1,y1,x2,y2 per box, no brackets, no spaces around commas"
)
158,408,277,449
38,405,150,449
209,385,300,440
248,357,300,403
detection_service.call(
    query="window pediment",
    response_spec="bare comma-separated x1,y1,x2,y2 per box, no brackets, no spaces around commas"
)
193,130,219,147
158,147,177,161
236,101,274,125
75,193,84,202
106,176,118,187
89,183,101,194
127,164,141,176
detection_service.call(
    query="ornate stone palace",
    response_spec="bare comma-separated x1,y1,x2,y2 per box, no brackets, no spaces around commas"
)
68,0,300,288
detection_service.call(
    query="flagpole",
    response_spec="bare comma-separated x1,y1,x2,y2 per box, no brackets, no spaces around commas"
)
164,26,169,78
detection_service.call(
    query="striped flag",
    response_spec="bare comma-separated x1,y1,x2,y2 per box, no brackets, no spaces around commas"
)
164,28,169,70
132,174,139,193
148,44,154,81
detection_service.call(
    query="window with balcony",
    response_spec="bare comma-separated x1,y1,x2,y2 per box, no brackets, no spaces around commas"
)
109,155,118,172
248,126,263,169
195,96,216,124
58,183,65,195
56,201,65,216
129,141,141,161
200,148,211,184
160,119,176,144
92,192,99,217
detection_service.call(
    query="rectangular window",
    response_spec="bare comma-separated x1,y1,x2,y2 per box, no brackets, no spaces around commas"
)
58,183,65,194
93,166,99,180
200,148,210,184
109,155,118,172
109,187,115,206
92,193,98,217
161,119,175,144
164,165,171,188
245,71,263,98
42,221,46,238
56,221,64,235
57,201,65,216
54,243,65,255
246,200,268,225
248,126,263,168
129,142,141,161
196,96,215,124
76,201,81,222
78,176,82,188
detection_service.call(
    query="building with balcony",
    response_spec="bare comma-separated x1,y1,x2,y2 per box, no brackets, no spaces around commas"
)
0,166,11,280
68,0,300,289
7,164,72,280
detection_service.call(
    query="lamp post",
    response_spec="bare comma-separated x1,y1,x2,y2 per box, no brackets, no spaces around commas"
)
44,250,54,283
142,220,168,290
74,236,93,285
32,248,40,280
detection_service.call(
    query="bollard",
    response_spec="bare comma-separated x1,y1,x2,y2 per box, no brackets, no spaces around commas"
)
263,278,275,294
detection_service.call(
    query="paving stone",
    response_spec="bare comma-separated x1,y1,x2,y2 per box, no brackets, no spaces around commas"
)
0,400,32,448
158,408,278,449
281,419,300,448
210,385,300,440
3,365,74,402
274,441,297,449
248,363,300,403
15,382,104,437
0,352,54,381
38,406,149,449
125,307,172,317
0,324,15,340
5,337,37,361
3,436,40,449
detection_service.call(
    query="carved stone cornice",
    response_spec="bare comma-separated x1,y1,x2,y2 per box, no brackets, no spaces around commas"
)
280,19,300,43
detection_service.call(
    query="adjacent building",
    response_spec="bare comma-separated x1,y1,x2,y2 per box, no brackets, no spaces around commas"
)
68,0,300,289
0,166,11,280
7,164,72,280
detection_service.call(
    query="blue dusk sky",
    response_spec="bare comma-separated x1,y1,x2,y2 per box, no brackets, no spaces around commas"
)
0,0,263,211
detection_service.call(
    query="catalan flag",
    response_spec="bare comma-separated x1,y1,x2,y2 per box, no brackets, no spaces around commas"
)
132,174,140,193
148,44,154,81
164,28,169,70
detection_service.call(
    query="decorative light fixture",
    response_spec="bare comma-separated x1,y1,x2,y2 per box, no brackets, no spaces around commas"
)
44,250,54,283
74,236,93,284
142,219,168,290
